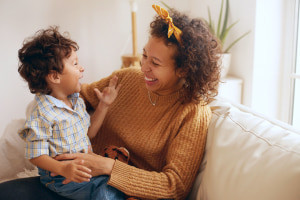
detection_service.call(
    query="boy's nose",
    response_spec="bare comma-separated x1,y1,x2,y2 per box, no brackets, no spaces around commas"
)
80,65,84,72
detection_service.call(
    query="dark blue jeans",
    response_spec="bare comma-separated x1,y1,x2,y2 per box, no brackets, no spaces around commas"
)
39,168,125,200
0,175,125,200
0,176,65,200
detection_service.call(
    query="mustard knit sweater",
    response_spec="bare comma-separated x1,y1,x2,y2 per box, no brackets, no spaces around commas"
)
80,67,211,200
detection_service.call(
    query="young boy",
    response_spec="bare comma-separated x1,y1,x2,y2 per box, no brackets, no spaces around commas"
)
18,26,125,199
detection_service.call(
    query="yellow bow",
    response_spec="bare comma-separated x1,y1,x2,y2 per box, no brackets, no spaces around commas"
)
152,4,182,44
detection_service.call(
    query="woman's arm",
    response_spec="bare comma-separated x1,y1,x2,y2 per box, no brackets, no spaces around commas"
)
54,152,115,179
106,105,211,199
30,155,92,183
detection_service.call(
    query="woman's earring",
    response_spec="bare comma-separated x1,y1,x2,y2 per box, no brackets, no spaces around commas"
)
184,79,189,88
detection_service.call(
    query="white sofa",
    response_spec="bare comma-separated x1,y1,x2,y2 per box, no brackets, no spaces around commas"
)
1,98,300,200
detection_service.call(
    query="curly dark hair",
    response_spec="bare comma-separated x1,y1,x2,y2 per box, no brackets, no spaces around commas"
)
18,26,79,94
150,9,221,104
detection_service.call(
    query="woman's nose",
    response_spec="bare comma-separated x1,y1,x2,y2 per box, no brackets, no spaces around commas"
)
141,60,150,72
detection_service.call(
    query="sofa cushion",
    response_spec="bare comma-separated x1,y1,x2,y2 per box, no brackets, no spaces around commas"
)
189,99,300,200
0,101,37,182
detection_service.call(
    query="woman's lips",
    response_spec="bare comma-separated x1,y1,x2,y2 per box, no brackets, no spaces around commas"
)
144,76,158,86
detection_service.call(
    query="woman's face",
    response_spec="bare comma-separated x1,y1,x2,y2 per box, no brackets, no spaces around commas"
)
141,36,183,95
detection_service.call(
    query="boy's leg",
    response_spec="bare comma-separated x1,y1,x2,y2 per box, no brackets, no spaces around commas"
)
90,175,125,200
40,167,125,200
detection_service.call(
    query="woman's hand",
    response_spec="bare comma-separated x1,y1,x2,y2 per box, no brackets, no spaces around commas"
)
53,152,115,184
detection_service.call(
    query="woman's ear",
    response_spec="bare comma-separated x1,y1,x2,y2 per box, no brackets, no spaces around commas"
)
46,71,61,84
176,68,187,78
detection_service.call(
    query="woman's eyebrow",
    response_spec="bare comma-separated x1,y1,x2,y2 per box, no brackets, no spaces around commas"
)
153,57,162,63
143,48,162,63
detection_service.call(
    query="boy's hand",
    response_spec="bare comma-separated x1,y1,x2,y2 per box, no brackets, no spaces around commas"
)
94,75,121,106
60,160,92,184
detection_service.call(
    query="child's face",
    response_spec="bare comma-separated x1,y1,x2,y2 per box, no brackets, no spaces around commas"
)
59,49,84,95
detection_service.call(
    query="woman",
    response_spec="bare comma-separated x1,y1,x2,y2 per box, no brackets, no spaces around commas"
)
0,5,220,200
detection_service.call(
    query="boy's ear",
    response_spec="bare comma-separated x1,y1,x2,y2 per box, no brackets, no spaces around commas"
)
46,71,61,84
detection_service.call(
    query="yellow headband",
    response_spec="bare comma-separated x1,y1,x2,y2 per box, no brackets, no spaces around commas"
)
152,4,182,44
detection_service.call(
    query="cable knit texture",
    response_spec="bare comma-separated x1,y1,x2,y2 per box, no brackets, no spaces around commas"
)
80,67,211,200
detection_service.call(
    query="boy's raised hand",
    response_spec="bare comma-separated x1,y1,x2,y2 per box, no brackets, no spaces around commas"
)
93,75,121,106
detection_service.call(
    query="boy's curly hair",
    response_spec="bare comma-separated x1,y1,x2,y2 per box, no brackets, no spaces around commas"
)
150,9,221,104
18,26,79,94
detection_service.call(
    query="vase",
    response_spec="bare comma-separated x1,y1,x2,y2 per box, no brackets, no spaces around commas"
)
219,53,231,78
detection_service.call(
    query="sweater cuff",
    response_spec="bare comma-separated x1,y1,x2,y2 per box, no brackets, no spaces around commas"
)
107,160,133,192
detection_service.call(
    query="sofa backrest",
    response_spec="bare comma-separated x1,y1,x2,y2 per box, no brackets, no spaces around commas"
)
188,98,300,200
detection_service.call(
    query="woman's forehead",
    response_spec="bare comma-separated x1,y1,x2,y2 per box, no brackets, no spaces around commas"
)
144,37,177,61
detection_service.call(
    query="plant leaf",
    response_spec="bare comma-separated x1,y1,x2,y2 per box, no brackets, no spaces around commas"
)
217,0,224,38
224,30,251,53
207,7,215,35
220,0,229,41
160,1,171,10
221,21,239,45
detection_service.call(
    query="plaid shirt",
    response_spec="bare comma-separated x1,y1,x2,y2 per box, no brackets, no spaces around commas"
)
19,93,91,159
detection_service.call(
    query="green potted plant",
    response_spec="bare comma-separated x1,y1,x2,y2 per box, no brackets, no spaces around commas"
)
206,0,251,77
207,0,250,53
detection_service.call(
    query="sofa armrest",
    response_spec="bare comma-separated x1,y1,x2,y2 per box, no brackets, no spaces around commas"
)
189,98,300,200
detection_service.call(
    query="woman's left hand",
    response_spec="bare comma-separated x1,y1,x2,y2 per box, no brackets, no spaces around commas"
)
52,151,115,184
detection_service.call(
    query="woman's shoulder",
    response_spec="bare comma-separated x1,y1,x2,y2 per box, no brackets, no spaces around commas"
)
113,67,144,87
114,66,142,79
179,100,212,121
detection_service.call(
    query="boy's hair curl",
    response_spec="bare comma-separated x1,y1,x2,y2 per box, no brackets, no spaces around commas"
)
150,9,221,104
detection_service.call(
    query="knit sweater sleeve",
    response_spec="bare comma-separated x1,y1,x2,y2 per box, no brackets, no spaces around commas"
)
108,104,211,200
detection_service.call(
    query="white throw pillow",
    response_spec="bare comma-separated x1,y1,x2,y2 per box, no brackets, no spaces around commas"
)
0,100,37,182
189,99,300,200
0,119,35,182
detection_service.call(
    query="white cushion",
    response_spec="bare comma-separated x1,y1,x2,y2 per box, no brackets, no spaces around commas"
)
0,101,36,182
189,99,300,200
0,119,35,182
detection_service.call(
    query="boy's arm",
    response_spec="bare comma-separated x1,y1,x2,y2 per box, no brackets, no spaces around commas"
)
87,102,109,139
87,76,121,139
30,155,92,183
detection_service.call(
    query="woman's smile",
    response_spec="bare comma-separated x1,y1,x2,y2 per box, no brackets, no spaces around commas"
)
144,75,158,86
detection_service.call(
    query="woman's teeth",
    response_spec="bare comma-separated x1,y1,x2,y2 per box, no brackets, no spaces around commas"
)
145,76,157,81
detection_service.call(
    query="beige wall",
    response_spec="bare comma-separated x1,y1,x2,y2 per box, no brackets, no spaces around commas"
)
0,0,190,137
0,0,292,137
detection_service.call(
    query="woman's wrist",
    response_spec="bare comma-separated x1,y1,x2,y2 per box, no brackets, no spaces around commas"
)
92,156,115,176
104,157,115,175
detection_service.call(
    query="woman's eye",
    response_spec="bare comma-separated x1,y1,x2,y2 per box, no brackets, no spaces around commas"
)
142,54,147,58
152,61,159,66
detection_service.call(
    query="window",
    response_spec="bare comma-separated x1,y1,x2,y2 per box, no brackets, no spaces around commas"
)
291,1,300,129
